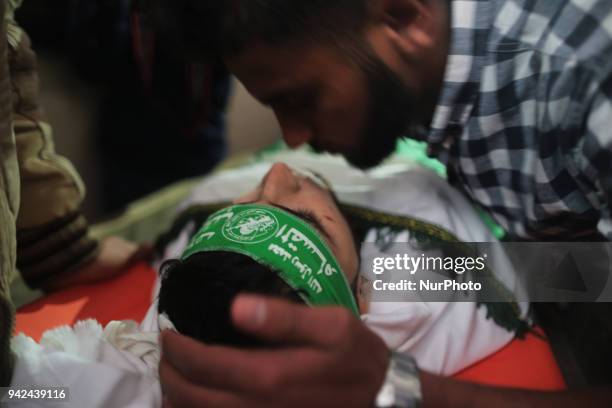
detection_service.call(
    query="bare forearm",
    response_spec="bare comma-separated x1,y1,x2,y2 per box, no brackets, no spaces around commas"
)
421,372,612,408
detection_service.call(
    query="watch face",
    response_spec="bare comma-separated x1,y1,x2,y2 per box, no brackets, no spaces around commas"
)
379,353,422,408
375,382,396,408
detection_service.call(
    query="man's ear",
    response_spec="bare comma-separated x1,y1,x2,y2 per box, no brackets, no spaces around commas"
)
378,0,438,61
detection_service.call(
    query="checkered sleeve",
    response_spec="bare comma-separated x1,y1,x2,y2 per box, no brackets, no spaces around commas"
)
580,73,612,239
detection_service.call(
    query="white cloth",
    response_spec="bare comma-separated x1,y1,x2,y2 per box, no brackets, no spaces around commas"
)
356,162,527,374
10,320,161,407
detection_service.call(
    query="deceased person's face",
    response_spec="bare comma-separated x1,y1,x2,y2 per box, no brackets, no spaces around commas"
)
234,162,359,284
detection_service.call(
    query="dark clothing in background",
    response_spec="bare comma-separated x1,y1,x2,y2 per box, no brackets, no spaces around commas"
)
18,0,231,214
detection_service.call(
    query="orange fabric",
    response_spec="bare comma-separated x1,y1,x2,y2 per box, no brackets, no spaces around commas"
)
455,327,566,390
15,262,157,341
15,263,565,391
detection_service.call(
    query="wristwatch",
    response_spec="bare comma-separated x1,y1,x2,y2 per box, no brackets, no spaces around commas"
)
375,352,422,408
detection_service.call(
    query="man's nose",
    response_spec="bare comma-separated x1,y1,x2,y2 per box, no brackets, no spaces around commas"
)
276,115,312,148
261,162,300,200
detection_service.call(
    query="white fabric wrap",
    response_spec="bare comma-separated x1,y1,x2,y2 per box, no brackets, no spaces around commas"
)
10,319,162,407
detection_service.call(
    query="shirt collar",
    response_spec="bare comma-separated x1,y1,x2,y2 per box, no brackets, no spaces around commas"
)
424,0,493,151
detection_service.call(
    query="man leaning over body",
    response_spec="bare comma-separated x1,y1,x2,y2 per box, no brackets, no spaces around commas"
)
152,0,612,406
0,0,148,386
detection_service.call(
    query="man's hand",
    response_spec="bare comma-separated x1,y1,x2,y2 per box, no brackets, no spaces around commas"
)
159,295,390,408
43,236,152,291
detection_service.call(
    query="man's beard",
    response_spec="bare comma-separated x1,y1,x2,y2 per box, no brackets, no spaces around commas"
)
313,54,419,170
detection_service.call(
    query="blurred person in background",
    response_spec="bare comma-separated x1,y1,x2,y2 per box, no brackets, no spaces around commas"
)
0,0,148,386
17,0,231,214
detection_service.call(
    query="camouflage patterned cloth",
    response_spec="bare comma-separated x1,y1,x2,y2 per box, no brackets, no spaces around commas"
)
4,0,22,48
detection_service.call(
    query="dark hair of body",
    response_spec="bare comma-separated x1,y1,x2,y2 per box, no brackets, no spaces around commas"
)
157,251,303,348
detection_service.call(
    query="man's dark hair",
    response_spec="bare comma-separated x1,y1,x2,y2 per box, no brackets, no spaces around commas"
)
157,251,304,348
145,0,372,60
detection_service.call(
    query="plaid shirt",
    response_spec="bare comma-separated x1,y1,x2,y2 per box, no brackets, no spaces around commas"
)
421,0,612,240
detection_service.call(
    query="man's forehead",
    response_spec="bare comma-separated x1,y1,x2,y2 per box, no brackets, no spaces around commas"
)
226,42,343,97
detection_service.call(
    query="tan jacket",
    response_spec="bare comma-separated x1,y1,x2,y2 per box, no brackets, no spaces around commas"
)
0,0,15,387
0,0,99,385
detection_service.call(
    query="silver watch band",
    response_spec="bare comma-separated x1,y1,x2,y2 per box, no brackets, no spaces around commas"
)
375,352,422,408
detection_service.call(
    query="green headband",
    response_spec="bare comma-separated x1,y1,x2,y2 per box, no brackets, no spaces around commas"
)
181,204,359,316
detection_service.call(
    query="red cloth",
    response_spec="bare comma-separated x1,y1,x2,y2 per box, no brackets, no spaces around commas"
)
455,327,566,390
15,263,565,391
15,262,157,340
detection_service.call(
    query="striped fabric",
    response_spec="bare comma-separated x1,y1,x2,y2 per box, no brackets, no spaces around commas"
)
421,0,612,240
